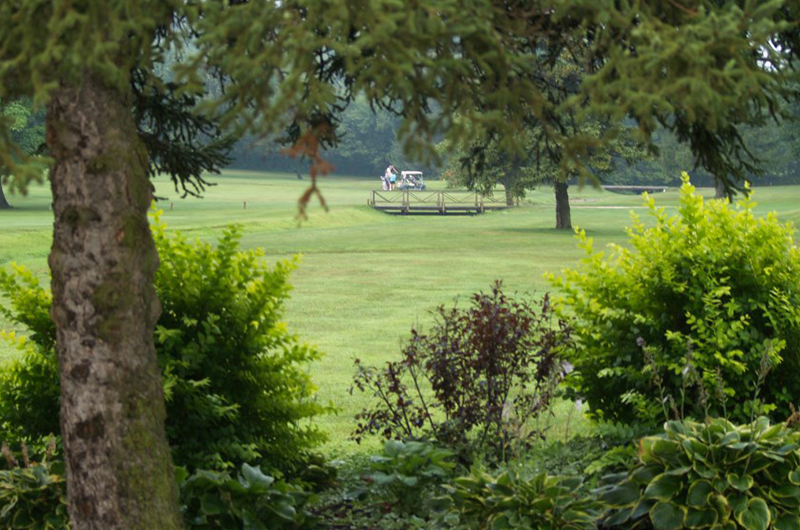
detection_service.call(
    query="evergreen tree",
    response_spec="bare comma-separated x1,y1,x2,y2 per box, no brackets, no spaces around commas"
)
1,2,799,527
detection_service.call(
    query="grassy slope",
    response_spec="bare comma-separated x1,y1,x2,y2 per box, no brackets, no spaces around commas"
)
2,172,798,454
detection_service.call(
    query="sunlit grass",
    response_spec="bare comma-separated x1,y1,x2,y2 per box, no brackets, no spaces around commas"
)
2,171,798,453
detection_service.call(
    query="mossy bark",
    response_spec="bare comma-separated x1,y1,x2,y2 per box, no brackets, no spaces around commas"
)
554,180,571,230
46,74,182,529
0,178,10,209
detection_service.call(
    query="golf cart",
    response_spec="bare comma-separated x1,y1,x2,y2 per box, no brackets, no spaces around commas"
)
397,170,425,190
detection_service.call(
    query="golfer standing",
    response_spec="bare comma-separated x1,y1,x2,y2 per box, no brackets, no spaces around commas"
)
385,164,398,190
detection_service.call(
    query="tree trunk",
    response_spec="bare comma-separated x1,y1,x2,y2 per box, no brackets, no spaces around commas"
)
46,75,182,529
0,178,10,209
504,184,514,206
554,180,572,230
714,178,731,201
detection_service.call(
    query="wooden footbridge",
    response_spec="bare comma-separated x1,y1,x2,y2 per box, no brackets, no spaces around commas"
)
369,190,509,214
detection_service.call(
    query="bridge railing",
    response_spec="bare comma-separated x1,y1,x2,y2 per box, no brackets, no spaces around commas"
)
369,190,509,213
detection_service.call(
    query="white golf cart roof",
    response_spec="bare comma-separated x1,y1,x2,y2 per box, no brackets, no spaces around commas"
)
401,171,423,177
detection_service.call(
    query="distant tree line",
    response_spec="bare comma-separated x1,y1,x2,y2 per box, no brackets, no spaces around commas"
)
228,97,800,189
228,96,433,178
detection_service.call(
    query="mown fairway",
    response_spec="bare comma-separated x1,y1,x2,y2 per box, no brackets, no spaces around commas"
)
3,172,799,453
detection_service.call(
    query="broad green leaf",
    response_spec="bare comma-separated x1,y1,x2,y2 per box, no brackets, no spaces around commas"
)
645,474,683,500
241,464,274,488
270,501,296,521
753,417,770,433
774,514,800,530
632,500,654,519
600,480,640,507
771,485,800,499
730,494,747,517
726,472,754,492
720,431,741,446
641,438,680,461
369,472,394,486
650,501,686,530
759,424,783,440
710,493,731,522
688,480,714,507
12,508,34,527
695,464,718,480
398,475,418,487
686,508,718,529
734,497,770,530
788,469,800,485
664,466,692,476
604,507,634,527
632,465,662,485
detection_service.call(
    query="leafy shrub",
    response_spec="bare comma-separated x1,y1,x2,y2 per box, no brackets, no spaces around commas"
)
433,468,601,530
151,214,331,472
549,175,800,424
0,443,68,530
0,267,59,443
351,282,571,462
0,213,330,473
179,463,319,530
598,417,800,530
0,336,60,445
358,440,455,515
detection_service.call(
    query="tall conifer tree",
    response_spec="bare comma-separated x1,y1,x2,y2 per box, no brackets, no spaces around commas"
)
1,2,798,527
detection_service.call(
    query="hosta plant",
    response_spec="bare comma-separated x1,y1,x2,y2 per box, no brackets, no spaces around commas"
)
179,463,319,530
433,468,601,530
0,444,68,530
361,440,455,515
598,417,800,530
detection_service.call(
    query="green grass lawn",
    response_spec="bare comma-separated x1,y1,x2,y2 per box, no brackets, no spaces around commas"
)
2,172,798,454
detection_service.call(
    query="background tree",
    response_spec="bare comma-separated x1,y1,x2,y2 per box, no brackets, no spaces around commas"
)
0,99,45,209
440,119,646,229
438,133,538,206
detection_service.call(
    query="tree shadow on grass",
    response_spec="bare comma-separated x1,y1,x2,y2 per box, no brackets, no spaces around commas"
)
500,226,625,238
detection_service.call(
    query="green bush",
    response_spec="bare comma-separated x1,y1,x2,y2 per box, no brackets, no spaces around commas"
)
358,440,455,516
549,175,800,424
0,266,60,443
151,214,330,472
0,213,330,473
179,463,319,530
0,335,60,445
432,468,601,530
0,445,68,530
598,417,800,530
